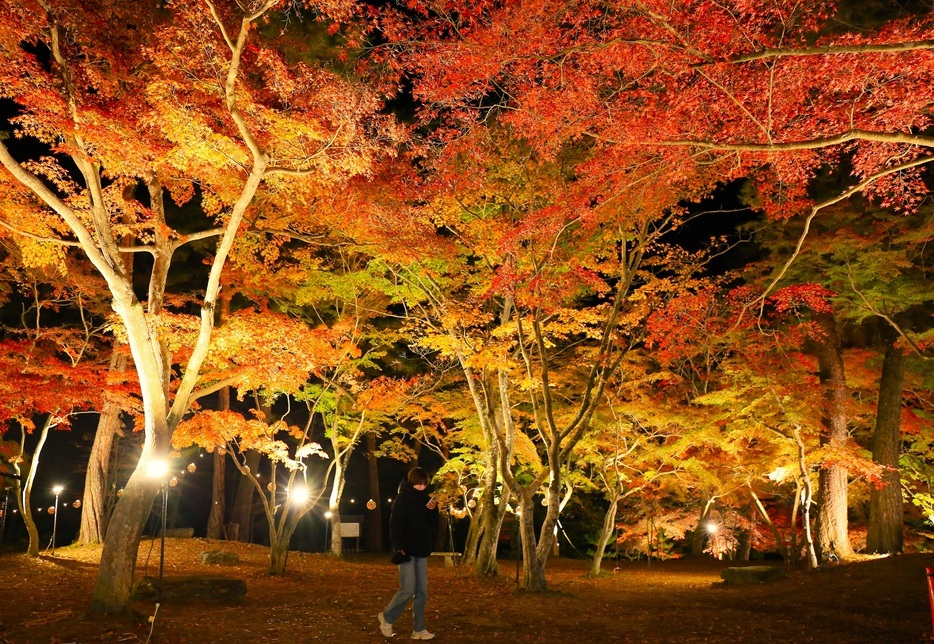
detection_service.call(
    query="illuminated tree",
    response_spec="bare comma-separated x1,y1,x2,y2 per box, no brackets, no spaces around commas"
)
0,0,394,612
0,340,115,556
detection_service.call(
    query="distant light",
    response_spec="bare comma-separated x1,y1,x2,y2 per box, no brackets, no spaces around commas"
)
387,498,392,503
350,499,355,504
146,460,169,479
324,511,333,519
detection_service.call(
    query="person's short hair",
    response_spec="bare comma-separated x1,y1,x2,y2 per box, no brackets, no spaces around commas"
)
407,467,429,487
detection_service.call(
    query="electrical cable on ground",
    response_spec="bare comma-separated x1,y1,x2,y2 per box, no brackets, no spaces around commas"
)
557,519,586,558
143,603,160,644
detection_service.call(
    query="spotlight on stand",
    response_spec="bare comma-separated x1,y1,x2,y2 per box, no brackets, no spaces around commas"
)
50,485,63,555
146,460,169,602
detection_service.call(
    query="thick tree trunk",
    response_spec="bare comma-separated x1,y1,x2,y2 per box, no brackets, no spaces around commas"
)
867,340,905,554
78,351,127,545
816,467,852,558
473,454,510,578
207,449,226,540
462,499,483,565
229,450,260,543
518,494,546,592
77,402,119,545
207,297,231,540
206,386,230,540
812,311,854,560
365,432,382,553
90,468,159,612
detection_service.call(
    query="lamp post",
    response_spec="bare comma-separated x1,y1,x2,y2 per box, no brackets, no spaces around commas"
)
50,485,63,556
146,460,169,602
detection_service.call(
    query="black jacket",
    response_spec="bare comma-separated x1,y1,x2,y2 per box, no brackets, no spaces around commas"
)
389,480,438,558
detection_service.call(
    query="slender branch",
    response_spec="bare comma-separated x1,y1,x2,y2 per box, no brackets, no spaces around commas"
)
0,219,81,247
743,154,934,322
204,0,236,53
597,129,934,151
715,40,934,65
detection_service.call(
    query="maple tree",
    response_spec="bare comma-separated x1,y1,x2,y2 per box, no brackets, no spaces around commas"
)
352,116,728,591
0,0,395,612
0,0,931,613
173,302,370,571
737,195,934,556
375,0,934,568
0,340,117,556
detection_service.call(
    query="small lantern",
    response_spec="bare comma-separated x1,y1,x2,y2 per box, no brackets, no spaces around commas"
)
72,500,81,509
187,463,197,473
366,499,377,510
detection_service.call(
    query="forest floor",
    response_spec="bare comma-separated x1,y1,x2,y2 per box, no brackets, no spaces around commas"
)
0,538,932,643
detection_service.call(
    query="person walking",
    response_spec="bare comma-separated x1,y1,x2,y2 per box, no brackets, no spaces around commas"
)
378,467,438,640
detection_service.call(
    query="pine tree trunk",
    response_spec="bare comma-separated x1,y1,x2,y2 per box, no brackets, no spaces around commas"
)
867,340,905,553
207,298,231,540
78,352,126,545
812,311,854,560
365,432,382,553
206,386,229,540
229,450,260,543
77,402,118,545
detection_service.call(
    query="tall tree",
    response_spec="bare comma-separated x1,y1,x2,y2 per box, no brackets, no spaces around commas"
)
0,340,116,555
0,0,394,612
867,336,905,553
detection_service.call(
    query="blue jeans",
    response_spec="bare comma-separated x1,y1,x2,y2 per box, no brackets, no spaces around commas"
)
382,556,429,632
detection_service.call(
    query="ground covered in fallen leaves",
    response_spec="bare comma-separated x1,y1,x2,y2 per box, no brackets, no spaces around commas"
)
0,538,932,643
